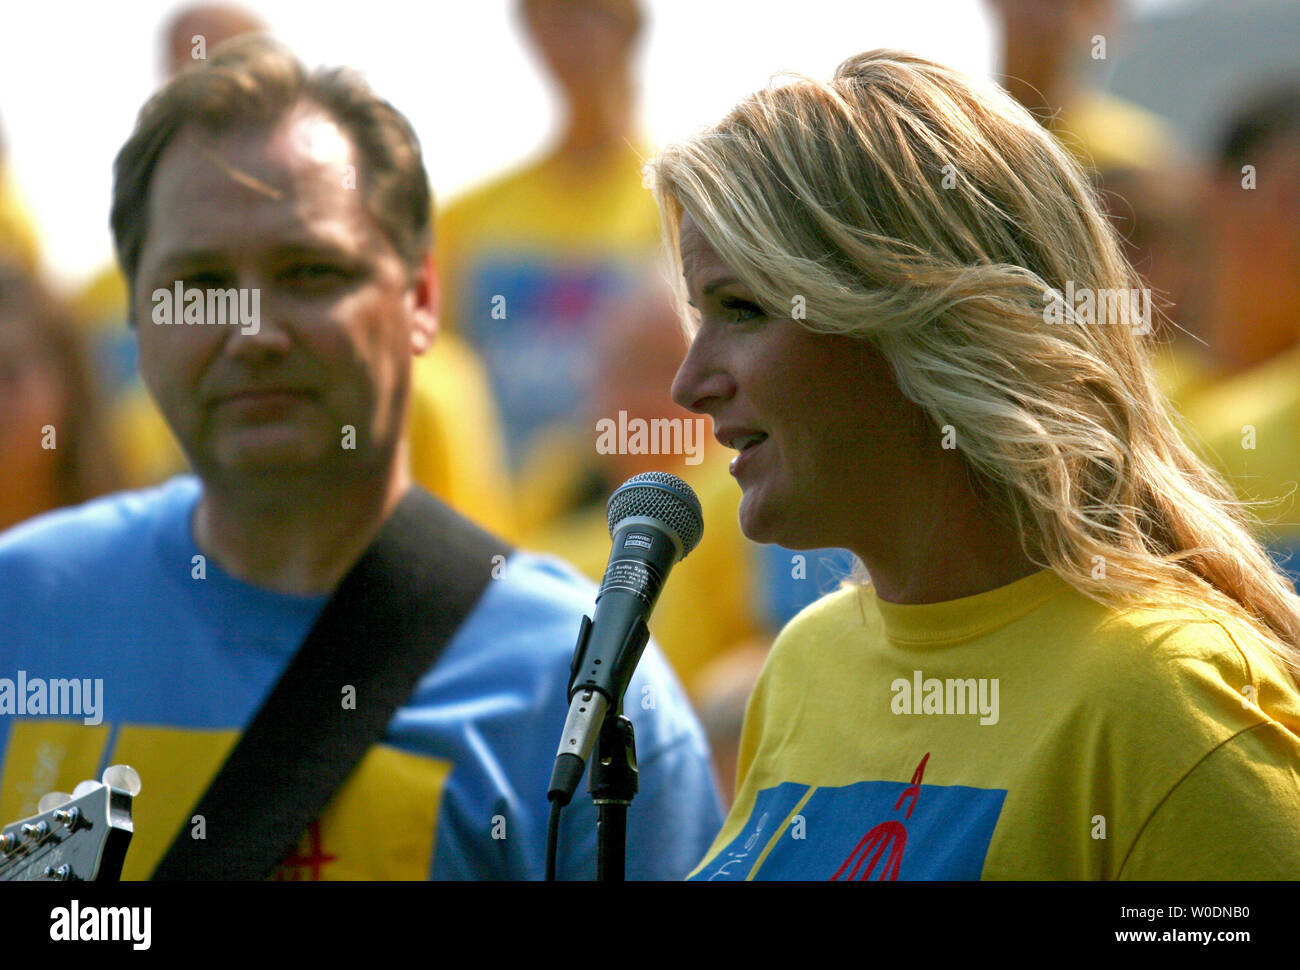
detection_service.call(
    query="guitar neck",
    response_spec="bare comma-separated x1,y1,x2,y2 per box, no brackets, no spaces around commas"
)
0,772,137,882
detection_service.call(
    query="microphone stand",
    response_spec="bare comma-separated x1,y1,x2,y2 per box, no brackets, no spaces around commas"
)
548,471,703,880
589,707,638,881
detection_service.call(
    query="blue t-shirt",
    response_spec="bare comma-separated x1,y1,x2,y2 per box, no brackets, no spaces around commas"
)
0,477,722,879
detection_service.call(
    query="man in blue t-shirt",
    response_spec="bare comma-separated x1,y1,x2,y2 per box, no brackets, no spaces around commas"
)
0,36,720,880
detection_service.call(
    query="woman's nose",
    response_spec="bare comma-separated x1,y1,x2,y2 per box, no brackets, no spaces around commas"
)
671,329,735,414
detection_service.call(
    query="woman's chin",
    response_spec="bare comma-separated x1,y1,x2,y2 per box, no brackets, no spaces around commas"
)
738,488,845,552
737,489,792,547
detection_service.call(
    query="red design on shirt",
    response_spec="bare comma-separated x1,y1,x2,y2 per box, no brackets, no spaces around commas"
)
830,752,931,881
272,820,338,881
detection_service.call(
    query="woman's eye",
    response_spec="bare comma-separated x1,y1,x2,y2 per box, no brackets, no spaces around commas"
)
719,297,764,323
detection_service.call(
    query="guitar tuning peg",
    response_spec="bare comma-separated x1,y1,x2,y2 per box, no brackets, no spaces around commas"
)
103,764,141,796
71,780,100,798
37,791,72,813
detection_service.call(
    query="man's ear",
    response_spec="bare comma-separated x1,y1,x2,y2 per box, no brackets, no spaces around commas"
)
410,250,439,356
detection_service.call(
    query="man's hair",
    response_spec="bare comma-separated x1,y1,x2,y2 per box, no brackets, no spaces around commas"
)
646,49,1300,686
111,34,431,296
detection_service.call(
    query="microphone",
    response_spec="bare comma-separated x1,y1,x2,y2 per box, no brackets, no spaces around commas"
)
547,471,704,805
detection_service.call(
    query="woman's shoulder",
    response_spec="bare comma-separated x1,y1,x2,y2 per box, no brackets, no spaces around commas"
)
1056,591,1300,755
1094,596,1294,688
767,574,1300,730
767,582,879,650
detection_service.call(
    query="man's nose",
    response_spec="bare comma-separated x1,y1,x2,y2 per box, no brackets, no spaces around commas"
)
221,277,290,357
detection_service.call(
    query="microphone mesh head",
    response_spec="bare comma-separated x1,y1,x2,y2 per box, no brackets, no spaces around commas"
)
607,471,704,559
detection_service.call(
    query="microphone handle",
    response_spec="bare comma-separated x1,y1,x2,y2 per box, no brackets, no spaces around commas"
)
567,518,678,701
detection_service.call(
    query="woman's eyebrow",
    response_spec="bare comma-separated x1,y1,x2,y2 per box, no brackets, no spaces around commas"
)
701,276,740,297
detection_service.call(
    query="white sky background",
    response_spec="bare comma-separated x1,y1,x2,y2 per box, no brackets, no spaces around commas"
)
0,0,1185,289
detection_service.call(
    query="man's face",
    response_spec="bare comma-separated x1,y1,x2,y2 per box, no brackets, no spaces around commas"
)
132,104,434,494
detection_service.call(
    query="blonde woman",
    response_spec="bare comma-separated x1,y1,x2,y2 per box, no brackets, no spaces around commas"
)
650,50,1300,880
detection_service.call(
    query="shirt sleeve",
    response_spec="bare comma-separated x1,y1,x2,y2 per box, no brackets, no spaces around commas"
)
1118,721,1300,879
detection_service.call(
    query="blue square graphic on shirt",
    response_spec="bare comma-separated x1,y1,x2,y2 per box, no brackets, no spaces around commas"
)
694,778,1005,880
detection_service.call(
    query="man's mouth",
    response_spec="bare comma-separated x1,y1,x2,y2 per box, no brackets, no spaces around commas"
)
213,387,312,405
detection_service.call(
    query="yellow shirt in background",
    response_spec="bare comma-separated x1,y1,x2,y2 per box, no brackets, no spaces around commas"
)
432,143,662,468
0,165,40,272
1182,344,1300,566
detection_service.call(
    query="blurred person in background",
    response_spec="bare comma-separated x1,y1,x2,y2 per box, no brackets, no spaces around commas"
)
0,116,42,272
988,0,1207,407
1194,86,1300,381
0,261,120,531
989,0,1164,172
432,0,661,479
162,1,266,76
1183,84,1300,586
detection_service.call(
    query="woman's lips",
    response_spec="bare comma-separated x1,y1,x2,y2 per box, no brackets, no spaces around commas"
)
730,434,768,476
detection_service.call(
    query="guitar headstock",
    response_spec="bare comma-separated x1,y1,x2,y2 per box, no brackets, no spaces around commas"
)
0,765,140,882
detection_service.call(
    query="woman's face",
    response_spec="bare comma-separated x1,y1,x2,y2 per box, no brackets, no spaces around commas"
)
671,212,935,553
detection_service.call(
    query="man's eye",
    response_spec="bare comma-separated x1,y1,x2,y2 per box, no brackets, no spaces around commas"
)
719,297,764,323
283,263,352,285
184,272,233,289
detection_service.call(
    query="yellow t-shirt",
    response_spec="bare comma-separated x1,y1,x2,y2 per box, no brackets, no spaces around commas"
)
407,334,514,537
432,143,662,467
1049,91,1173,177
1182,345,1300,564
1151,338,1216,419
691,569,1300,879
0,165,40,272
435,142,661,338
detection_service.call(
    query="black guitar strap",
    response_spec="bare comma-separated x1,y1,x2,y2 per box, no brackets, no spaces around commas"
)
153,486,511,880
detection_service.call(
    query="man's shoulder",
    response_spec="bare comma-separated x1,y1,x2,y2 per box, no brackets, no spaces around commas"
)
492,549,597,607
0,477,199,577
453,550,598,664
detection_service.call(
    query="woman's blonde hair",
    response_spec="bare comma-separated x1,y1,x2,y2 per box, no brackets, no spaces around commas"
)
646,49,1300,685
